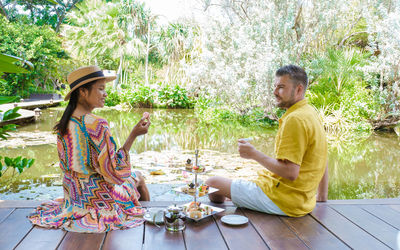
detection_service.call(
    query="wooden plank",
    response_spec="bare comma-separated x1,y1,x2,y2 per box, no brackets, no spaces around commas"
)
57,232,105,250
140,201,234,208
15,226,66,250
361,204,400,230
389,204,400,213
5,198,399,208
213,207,267,250
311,204,389,249
281,214,348,250
0,208,33,250
0,208,14,224
325,198,400,205
330,204,398,249
241,209,308,250
102,225,144,250
0,200,42,208
143,223,185,250
1,198,399,208
184,214,228,250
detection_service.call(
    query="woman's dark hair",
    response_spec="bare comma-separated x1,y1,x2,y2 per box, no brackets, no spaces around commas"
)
54,80,97,136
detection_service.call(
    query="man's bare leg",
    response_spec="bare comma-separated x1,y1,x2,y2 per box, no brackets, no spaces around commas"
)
205,176,232,203
134,171,150,201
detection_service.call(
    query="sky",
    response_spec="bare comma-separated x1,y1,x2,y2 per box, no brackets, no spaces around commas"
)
138,0,205,24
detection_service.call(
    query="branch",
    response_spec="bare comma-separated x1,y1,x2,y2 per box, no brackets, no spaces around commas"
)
291,1,303,42
338,31,369,48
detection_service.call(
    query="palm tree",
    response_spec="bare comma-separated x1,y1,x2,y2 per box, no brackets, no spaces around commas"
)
118,0,156,86
158,22,200,85
62,0,152,88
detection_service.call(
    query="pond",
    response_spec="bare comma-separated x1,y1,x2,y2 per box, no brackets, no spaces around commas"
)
1,107,399,201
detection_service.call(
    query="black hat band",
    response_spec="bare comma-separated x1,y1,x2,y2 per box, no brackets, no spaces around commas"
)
70,71,104,89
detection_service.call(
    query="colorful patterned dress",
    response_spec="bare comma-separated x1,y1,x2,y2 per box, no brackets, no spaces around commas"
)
28,114,145,232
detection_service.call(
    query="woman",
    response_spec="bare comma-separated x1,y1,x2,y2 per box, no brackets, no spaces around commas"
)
28,65,151,232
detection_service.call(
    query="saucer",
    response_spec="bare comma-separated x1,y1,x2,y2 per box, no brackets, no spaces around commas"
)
221,215,248,225
143,213,164,224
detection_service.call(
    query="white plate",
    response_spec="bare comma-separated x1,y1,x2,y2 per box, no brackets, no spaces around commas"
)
182,166,214,174
183,202,225,221
221,215,248,225
143,213,164,224
173,186,219,197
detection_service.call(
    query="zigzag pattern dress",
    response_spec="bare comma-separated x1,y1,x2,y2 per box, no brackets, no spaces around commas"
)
28,114,145,232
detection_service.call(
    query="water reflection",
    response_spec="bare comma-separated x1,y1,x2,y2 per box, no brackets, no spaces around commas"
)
0,107,399,200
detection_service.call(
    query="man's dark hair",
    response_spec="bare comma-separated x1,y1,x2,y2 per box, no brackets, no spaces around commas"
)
276,65,308,89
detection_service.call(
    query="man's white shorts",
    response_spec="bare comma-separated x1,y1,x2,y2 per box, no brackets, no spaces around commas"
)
231,179,287,216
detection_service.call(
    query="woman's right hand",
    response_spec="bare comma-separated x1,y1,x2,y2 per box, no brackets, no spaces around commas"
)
132,113,151,136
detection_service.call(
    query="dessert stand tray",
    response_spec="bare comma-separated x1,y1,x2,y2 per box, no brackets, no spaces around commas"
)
182,167,213,174
182,202,225,222
173,186,219,197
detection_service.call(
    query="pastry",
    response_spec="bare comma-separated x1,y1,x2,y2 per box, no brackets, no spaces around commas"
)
198,184,209,196
203,205,213,215
187,183,196,194
189,210,202,219
185,158,193,171
192,165,205,173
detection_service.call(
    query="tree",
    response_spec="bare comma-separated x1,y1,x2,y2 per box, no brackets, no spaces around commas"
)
62,0,152,88
158,22,200,85
0,0,81,32
0,16,66,97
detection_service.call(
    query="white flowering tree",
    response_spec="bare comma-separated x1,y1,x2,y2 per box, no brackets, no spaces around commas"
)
363,1,400,127
185,0,372,115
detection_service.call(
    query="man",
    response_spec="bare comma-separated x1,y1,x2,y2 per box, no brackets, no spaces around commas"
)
206,65,328,217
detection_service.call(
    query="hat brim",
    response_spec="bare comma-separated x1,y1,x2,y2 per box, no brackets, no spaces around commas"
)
64,75,116,101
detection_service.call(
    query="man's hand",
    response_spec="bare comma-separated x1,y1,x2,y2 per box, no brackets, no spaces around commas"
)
238,139,257,159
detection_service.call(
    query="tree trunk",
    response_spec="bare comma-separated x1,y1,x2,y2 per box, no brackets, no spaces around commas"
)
56,0,80,33
0,1,9,20
55,11,66,33
145,19,150,86
114,54,123,90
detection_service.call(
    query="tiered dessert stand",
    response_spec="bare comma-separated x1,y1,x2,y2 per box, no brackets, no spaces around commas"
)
173,149,224,221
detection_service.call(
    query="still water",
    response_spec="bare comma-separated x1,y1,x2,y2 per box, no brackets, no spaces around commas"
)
0,107,399,200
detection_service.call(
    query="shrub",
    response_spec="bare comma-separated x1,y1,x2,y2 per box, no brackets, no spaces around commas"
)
157,84,194,108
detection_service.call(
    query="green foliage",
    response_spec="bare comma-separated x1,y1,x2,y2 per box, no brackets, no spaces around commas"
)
0,156,34,177
306,48,377,133
0,53,30,73
157,84,194,108
0,96,17,105
0,16,67,97
123,85,155,108
104,86,122,107
105,83,195,109
194,97,277,127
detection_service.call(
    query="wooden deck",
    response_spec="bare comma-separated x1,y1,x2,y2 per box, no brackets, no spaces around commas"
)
0,99,62,127
0,199,399,250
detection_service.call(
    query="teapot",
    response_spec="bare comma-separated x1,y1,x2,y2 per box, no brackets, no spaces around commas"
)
163,204,186,231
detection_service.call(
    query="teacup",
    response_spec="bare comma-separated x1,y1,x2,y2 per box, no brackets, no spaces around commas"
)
146,207,164,224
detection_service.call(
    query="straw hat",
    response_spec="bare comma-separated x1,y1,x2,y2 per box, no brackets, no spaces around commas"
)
64,65,116,101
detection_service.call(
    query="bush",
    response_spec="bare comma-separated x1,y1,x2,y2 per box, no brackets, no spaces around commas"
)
306,48,377,132
122,85,155,108
157,84,194,108
105,87,122,107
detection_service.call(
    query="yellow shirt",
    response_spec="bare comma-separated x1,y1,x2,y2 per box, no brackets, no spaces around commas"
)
253,99,327,217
